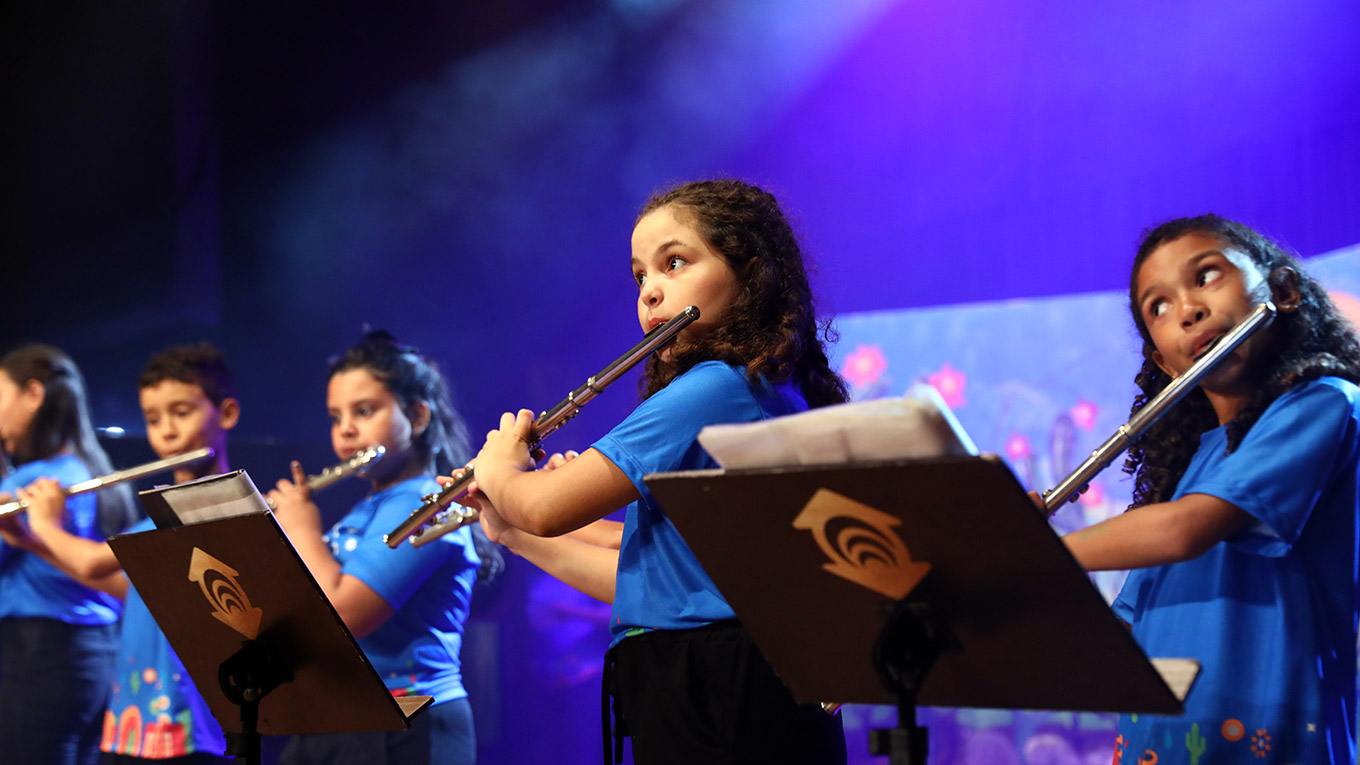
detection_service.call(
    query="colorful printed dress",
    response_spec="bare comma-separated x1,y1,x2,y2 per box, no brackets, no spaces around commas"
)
101,517,227,759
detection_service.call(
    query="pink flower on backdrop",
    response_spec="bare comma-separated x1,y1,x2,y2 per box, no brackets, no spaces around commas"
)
1069,398,1098,431
841,344,888,388
1078,481,1105,507
926,362,967,408
1004,432,1033,460
1328,290,1360,330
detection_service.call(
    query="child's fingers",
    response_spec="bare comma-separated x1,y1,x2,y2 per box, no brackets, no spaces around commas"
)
514,409,536,438
541,449,582,471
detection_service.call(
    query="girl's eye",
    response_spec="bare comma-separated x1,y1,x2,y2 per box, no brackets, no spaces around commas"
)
356,406,374,418
1197,265,1223,287
328,413,341,425
634,272,646,288
1148,299,1168,318
668,255,685,271
145,416,160,426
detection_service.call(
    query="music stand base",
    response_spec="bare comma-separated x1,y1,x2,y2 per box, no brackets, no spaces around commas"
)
869,705,929,765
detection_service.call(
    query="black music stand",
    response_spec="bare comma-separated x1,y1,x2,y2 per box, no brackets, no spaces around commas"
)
645,456,1197,764
109,472,431,765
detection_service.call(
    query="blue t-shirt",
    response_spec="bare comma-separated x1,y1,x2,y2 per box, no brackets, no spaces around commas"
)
592,361,808,644
0,454,122,625
1112,378,1360,764
325,475,480,704
102,517,226,759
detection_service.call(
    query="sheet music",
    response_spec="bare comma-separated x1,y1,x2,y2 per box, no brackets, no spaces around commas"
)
139,469,270,528
698,383,978,470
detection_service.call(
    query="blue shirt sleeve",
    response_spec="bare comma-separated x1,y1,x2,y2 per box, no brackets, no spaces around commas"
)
592,362,766,501
1179,379,1360,556
336,488,459,611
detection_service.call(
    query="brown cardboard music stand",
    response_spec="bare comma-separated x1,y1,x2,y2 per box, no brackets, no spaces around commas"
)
109,471,430,765
645,455,1197,764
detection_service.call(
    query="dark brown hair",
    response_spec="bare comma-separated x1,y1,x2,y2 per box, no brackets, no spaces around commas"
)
139,342,236,406
636,180,848,408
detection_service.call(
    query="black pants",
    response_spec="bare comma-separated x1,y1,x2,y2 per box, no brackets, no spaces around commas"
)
607,621,846,765
0,617,118,765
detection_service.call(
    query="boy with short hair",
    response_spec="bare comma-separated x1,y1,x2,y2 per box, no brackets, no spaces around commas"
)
14,342,239,763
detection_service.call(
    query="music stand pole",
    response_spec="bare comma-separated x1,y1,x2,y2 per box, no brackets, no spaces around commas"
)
219,639,293,765
868,584,956,765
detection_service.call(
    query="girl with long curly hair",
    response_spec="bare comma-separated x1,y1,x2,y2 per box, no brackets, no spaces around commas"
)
1062,215,1360,764
454,179,848,764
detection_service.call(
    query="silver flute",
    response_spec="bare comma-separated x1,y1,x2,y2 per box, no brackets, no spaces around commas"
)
265,445,386,510
385,305,701,548
0,446,216,519
1043,301,1277,513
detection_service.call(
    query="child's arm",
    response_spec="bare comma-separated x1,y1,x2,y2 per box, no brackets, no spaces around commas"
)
1063,493,1254,571
470,410,640,537
492,520,619,603
8,478,123,581
455,450,621,602
567,519,624,550
268,463,395,639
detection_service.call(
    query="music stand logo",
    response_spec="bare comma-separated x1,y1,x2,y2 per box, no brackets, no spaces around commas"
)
188,547,262,639
793,488,930,599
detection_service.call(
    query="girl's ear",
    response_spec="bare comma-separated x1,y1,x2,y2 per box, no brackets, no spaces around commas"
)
21,379,45,411
410,402,431,438
1269,266,1303,313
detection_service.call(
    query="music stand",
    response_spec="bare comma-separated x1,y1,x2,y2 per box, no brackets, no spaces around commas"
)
645,456,1197,764
109,471,431,765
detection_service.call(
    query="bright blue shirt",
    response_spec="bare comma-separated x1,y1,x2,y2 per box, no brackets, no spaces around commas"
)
1112,378,1360,764
325,475,480,704
0,454,122,624
593,361,808,644
103,517,226,758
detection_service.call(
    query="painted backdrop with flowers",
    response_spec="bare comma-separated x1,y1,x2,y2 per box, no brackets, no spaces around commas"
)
825,242,1360,765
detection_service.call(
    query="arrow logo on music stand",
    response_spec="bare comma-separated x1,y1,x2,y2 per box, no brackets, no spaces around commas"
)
793,488,931,600
188,547,263,639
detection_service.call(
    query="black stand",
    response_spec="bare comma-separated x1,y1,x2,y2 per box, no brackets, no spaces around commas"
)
219,640,294,765
644,456,1200,761
868,592,954,765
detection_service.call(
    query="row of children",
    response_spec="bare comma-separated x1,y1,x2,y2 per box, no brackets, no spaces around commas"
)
0,336,499,765
1,179,1357,765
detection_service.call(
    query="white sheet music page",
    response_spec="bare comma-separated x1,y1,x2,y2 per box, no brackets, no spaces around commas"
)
139,469,270,527
697,384,979,470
